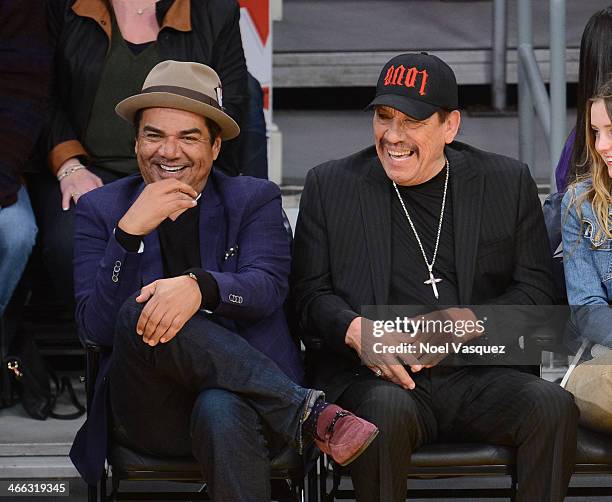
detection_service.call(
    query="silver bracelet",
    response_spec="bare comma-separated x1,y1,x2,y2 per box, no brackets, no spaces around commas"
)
57,164,85,181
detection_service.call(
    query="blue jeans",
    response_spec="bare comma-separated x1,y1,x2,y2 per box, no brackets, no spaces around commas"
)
109,298,320,502
0,186,37,315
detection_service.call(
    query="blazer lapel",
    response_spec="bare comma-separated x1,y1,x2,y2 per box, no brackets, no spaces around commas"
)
198,179,224,271
447,146,484,304
358,158,392,304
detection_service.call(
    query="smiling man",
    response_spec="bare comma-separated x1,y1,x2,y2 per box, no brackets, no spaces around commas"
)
292,53,578,501
69,60,379,500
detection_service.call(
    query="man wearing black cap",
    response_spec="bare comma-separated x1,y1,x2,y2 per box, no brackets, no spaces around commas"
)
292,53,578,501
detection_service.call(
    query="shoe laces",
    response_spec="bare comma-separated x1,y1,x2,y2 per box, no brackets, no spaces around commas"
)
316,410,351,442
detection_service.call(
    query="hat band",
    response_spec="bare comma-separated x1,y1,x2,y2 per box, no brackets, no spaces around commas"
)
142,85,222,110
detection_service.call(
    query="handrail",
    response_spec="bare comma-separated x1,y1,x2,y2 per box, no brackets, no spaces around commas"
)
492,0,508,111
518,44,551,137
549,0,567,192
517,0,567,193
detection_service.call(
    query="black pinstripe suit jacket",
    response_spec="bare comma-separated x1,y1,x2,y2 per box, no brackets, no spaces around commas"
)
291,141,555,400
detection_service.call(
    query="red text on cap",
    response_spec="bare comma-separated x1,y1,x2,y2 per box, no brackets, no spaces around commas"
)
383,65,429,96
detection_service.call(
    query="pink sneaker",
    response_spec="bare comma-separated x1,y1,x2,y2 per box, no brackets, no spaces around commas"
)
313,404,379,466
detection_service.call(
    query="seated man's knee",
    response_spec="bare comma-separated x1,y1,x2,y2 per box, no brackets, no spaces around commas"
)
191,389,261,444
0,223,37,260
524,379,578,428
115,294,145,338
351,382,421,434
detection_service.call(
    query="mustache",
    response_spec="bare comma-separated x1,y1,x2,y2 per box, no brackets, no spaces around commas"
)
150,157,192,166
381,142,418,153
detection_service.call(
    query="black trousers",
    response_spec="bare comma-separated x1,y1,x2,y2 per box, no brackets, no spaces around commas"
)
26,167,122,308
337,366,578,502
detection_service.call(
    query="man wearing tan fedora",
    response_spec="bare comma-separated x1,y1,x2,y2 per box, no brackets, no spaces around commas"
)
68,60,379,500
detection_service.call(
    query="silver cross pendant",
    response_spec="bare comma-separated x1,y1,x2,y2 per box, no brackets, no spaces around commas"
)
424,267,442,300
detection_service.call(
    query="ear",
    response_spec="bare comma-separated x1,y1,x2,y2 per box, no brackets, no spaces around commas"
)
444,110,461,144
211,136,222,161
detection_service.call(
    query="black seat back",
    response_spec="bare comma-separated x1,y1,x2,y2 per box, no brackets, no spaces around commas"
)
542,192,567,304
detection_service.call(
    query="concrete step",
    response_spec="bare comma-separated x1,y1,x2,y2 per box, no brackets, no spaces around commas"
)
0,380,85,479
0,443,71,457
272,0,605,88
274,48,579,88
0,456,78,479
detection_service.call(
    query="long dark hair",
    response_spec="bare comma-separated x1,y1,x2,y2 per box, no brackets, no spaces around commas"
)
569,6,612,184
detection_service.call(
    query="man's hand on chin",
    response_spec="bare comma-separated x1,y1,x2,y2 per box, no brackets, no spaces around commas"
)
118,179,198,237
135,275,202,346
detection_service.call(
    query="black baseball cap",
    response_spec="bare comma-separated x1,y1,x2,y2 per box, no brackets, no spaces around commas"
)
367,52,458,120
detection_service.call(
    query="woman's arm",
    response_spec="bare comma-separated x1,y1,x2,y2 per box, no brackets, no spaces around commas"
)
562,189,612,346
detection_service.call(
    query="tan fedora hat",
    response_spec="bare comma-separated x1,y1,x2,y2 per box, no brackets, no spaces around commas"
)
115,60,240,140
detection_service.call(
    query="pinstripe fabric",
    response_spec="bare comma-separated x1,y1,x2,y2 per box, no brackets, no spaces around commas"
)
337,366,578,502
292,141,577,501
292,141,556,400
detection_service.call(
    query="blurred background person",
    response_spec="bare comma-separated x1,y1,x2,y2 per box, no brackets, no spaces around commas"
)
0,0,50,320
555,5,612,193
0,0,53,419
240,72,268,179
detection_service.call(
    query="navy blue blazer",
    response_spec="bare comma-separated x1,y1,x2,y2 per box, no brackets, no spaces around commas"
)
69,170,304,485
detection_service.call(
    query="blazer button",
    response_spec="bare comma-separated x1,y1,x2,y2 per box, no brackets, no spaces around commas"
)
228,294,243,304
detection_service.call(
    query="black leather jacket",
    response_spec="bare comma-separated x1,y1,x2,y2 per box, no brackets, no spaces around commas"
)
46,0,247,175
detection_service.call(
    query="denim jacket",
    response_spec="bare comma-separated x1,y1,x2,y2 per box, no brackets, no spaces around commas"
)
562,180,612,346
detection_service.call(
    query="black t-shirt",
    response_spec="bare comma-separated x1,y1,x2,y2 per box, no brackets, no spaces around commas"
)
158,205,202,278
388,167,459,307
157,204,220,310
